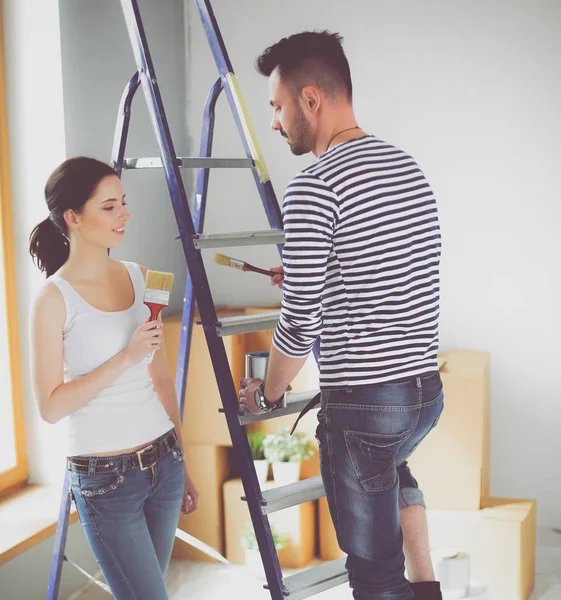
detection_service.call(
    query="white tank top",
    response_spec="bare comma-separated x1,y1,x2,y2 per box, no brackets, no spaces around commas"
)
48,261,174,456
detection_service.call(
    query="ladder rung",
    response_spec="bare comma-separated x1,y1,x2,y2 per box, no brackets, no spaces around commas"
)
214,311,280,336
64,555,111,593
124,157,254,169
274,558,348,599
193,229,285,249
238,390,320,425
260,476,324,514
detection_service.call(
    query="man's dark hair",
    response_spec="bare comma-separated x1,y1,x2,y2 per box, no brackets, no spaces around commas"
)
256,31,352,100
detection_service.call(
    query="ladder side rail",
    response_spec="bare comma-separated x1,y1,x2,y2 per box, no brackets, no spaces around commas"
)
194,1,284,232
119,2,286,597
110,72,141,175
46,472,72,600
176,77,223,419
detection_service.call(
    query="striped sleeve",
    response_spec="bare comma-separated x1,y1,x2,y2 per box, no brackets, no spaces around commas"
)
272,173,339,358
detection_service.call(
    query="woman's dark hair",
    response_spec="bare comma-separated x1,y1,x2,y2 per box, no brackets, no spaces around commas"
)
29,157,117,277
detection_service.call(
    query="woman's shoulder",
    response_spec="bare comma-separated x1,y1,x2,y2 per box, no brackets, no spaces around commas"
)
116,259,147,279
31,279,66,324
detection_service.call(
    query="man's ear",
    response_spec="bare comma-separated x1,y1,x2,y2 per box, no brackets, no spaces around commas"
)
301,86,321,114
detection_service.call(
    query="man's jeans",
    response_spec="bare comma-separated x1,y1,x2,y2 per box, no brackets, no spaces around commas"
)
317,372,444,600
70,445,185,600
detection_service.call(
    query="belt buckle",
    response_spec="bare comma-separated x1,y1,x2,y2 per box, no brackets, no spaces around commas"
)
136,444,156,471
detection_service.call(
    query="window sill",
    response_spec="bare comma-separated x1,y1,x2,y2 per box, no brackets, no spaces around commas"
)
0,483,78,566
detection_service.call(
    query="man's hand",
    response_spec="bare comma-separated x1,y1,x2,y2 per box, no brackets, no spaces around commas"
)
238,377,267,414
269,266,284,289
239,377,291,414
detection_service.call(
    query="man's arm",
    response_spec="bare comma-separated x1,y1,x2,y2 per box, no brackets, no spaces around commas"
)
239,173,338,412
263,346,307,403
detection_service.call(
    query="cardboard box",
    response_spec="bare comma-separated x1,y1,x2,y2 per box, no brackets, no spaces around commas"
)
318,496,345,561
163,310,245,446
172,444,233,562
319,496,537,600
427,498,536,600
408,349,490,510
223,478,316,569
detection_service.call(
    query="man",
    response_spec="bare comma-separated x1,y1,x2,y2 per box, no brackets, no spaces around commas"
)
238,31,443,600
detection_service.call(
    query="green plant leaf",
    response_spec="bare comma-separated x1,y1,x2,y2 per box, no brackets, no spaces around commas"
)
262,427,314,463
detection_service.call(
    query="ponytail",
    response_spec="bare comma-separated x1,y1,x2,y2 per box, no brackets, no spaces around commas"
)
29,217,69,278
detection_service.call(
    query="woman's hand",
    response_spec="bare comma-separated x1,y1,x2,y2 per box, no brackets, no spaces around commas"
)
269,266,284,289
181,469,199,515
124,320,162,365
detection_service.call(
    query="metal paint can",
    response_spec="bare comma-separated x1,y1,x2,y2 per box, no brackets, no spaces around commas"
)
245,351,269,381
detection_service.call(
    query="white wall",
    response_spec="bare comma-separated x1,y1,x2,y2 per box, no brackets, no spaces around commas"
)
1,1,99,597
184,0,561,525
59,0,189,314
1,1,188,597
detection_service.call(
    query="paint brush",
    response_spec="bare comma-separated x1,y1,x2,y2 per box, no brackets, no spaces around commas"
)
144,270,175,321
214,253,277,277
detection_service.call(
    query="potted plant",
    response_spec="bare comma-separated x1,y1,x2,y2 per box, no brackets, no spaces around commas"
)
263,427,314,485
247,430,269,485
241,521,289,576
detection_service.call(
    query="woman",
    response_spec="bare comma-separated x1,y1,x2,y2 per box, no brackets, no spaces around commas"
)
29,156,198,600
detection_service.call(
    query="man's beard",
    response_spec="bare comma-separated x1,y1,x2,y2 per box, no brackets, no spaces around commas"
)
284,103,313,156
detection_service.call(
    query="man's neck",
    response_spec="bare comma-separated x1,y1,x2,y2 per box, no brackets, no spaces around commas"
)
312,107,364,157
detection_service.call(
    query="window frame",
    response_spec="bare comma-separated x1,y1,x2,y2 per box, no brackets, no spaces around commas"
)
0,0,28,495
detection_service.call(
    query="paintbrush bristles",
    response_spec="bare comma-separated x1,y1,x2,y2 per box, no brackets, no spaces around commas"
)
145,270,175,292
214,253,236,267
214,253,245,270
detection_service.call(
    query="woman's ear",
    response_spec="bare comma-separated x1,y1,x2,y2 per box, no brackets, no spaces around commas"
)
63,208,79,231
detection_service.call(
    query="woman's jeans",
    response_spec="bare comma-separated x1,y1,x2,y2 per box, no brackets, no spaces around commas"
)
70,444,185,600
317,372,444,600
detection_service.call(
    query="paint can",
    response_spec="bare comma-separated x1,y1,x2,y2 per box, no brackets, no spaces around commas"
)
244,351,286,408
431,548,471,599
245,351,269,380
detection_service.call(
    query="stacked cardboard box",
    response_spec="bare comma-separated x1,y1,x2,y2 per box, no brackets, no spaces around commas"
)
165,308,320,564
223,478,316,568
164,310,243,562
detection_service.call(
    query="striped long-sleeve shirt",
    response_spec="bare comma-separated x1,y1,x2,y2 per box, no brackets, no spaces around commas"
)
272,135,441,388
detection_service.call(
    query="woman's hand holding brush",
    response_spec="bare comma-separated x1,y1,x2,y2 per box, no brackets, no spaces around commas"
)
124,320,163,366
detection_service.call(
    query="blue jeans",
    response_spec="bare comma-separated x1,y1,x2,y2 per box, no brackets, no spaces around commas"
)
317,372,444,600
70,444,185,599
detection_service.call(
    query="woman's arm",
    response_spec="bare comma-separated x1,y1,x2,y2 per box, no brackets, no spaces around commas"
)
30,283,161,424
148,333,199,513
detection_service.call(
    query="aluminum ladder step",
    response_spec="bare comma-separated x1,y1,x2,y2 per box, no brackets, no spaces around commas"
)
123,157,254,169
212,311,280,336
238,389,320,425
259,476,325,514
193,229,285,249
268,559,348,599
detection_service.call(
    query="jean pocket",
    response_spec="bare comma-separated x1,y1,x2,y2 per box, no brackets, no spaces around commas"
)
344,429,409,493
78,471,125,498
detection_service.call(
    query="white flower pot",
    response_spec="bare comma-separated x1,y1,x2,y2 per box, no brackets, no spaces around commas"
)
253,460,269,486
244,548,265,578
272,461,301,486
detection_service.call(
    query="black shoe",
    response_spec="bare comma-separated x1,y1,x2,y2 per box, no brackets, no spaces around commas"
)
410,581,443,600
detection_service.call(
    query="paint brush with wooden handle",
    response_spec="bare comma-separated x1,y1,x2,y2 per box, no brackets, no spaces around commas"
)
214,253,277,277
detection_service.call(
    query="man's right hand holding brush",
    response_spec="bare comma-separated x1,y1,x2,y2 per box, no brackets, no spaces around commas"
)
269,266,284,289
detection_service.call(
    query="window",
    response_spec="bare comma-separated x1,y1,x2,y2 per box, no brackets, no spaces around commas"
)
0,4,27,495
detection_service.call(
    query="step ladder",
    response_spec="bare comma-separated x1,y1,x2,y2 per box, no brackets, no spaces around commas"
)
46,1,347,598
